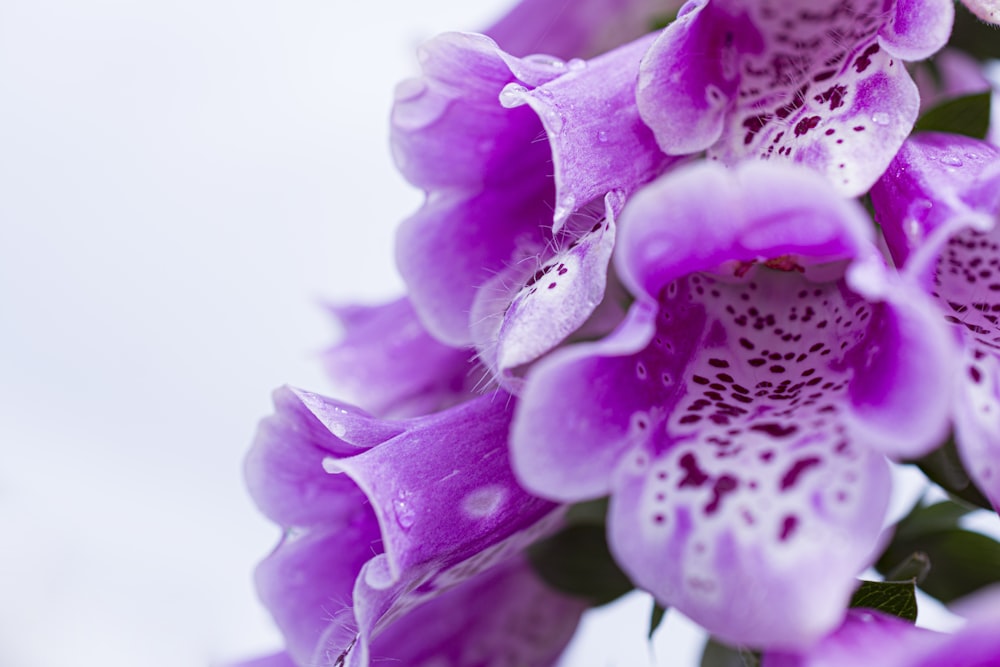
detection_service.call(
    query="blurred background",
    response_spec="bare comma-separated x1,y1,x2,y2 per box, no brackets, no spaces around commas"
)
0,1,704,664
0,2,992,666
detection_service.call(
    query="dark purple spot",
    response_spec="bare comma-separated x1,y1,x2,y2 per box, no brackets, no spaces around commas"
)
794,115,822,137
705,475,739,515
679,452,709,488
749,422,798,438
853,43,880,73
780,456,822,490
779,515,799,541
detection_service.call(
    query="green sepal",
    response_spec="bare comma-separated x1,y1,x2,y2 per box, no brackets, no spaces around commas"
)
700,639,761,667
527,522,634,606
648,602,667,639
911,438,993,510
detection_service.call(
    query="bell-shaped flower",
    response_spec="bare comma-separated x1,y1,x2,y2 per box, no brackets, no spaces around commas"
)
511,161,955,649
871,133,1000,509
246,387,584,667
636,0,954,195
322,297,483,418
391,31,678,370
764,586,1000,666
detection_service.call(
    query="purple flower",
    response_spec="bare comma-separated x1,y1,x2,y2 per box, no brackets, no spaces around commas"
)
636,0,954,195
246,387,585,666
391,31,677,374
871,133,1000,509
486,0,685,59
511,161,954,649
763,587,1000,667
322,297,482,418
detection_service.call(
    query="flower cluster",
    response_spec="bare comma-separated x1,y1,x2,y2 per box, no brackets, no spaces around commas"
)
240,1,1000,665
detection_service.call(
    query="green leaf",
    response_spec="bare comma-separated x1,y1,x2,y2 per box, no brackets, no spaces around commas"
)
700,639,760,667
564,497,609,525
849,580,918,622
527,523,634,605
648,602,667,639
912,438,994,510
893,499,976,542
950,2,1000,61
913,92,992,140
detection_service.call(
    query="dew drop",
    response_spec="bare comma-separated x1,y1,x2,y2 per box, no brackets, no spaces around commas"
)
524,53,566,69
597,130,609,143
393,491,416,529
871,111,890,126
940,155,964,167
567,58,586,71
499,82,528,108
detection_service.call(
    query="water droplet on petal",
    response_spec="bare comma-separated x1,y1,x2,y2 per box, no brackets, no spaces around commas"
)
393,491,416,529
597,130,609,143
524,53,566,69
871,112,890,126
940,155,963,167
499,82,528,108
567,58,586,71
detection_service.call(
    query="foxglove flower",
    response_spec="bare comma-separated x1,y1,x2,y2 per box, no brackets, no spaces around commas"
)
636,0,954,195
246,387,584,666
486,0,685,59
511,161,954,649
764,587,1000,666
871,133,1000,509
392,30,677,372
322,297,482,418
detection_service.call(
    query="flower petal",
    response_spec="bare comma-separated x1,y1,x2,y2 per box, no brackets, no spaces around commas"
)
637,0,945,195
332,392,558,582
485,0,683,59
500,33,679,230
361,556,585,667
323,298,481,418
873,133,1000,507
512,161,953,647
961,0,1000,24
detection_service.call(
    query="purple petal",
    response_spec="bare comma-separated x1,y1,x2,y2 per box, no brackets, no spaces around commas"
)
471,194,622,388
256,524,382,666
512,161,953,647
961,0,1000,24
392,33,559,345
913,49,993,113
762,609,931,667
879,0,954,60
362,556,585,667
394,30,678,346
500,33,679,230
323,298,482,418
245,387,381,527
609,431,890,649
332,392,558,581
637,0,946,196
485,0,683,59
249,387,568,666
873,134,1000,506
